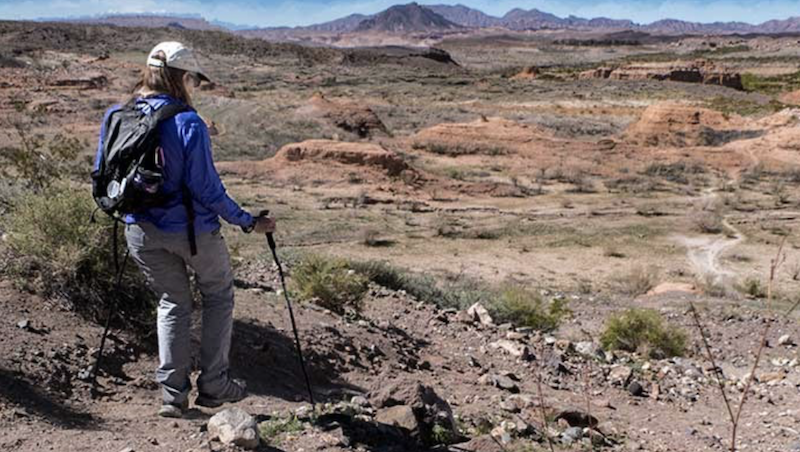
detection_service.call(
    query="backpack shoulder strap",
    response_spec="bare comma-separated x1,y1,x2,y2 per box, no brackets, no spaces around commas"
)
151,103,189,124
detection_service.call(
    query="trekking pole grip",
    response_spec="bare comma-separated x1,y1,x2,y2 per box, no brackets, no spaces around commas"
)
257,210,277,250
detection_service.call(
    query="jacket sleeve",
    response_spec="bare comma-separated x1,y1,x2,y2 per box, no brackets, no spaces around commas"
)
181,115,254,228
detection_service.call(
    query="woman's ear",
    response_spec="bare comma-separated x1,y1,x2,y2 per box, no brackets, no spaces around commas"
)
184,72,201,89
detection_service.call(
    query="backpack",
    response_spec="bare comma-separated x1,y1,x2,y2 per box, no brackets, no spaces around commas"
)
92,100,197,256
92,100,187,216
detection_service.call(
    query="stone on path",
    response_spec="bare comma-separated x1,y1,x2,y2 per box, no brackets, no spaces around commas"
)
207,407,259,450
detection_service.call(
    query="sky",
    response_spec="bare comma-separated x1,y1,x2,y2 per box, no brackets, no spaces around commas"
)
0,0,798,28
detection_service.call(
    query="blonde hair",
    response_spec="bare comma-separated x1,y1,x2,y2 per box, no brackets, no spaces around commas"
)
131,51,192,106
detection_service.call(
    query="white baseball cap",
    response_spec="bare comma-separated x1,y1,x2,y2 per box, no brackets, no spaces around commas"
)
147,41,210,82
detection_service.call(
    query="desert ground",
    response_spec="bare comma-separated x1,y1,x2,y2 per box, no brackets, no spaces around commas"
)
1,20,800,452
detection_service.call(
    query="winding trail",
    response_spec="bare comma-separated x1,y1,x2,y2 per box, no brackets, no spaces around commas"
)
675,188,745,286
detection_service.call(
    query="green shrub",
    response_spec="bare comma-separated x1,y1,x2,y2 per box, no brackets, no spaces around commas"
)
349,259,492,311
600,309,686,358
258,416,304,445
2,183,153,326
292,254,368,314
492,287,569,332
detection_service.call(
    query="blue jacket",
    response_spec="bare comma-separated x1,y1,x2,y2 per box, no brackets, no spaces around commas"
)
95,94,254,233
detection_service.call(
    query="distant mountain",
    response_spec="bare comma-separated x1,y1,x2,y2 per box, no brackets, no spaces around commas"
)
211,19,256,31
426,4,501,28
501,8,564,30
305,13,369,32
45,5,800,39
55,14,224,31
354,3,463,33
751,16,800,33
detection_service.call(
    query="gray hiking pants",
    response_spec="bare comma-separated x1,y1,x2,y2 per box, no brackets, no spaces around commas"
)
126,222,235,405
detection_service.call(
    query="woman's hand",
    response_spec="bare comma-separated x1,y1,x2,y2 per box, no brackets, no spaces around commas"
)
253,216,276,234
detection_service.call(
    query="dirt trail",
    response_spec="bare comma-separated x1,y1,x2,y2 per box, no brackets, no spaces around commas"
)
676,188,744,286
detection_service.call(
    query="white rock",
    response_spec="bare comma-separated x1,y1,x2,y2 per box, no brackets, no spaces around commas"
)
467,303,494,326
778,334,794,346
208,407,259,450
489,339,531,359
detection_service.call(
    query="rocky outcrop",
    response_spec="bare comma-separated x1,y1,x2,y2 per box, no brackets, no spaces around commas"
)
49,74,108,90
276,140,410,177
580,59,744,90
307,93,390,138
624,102,760,147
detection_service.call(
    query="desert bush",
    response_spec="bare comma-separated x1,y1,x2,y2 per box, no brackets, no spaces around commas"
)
412,141,507,157
2,183,153,326
360,228,393,247
736,277,767,299
643,161,705,185
600,309,686,358
563,170,596,193
691,209,724,234
697,274,730,298
492,287,570,332
350,260,490,311
0,119,86,191
613,266,659,296
603,244,626,258
790,261,800,282
291,254,368,314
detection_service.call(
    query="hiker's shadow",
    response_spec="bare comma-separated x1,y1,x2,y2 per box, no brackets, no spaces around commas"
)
231,319,365,403
0,367,100,429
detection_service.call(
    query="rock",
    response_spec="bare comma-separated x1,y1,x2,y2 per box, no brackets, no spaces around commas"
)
493,375,520,393
369,381,458,444
627,381,645,397
119,448,135,452
561,426,584,445
490,425,512,445
555,409,599,428
16,319,30,330
376,405,418,432
468,355,482,368
575,341,603,358
350,395,370,408
608,365,633,386
294,404,314,419
758,372,784,383
499,400,520,413
451,435,504,452
208,407,259,450
467,303,494,326
779,334,794,346
489,339,532,360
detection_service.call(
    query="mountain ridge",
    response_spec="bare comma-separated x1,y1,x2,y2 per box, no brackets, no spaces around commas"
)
42,4,800,36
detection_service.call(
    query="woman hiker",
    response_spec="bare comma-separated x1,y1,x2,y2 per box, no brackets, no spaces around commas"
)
94,41,275,418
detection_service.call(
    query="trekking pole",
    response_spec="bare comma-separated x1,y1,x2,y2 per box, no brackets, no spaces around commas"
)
259,210,315,406
90,221,129,398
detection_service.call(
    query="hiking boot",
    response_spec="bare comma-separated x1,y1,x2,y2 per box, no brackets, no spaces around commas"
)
158,400,188,418
195,379,247,408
